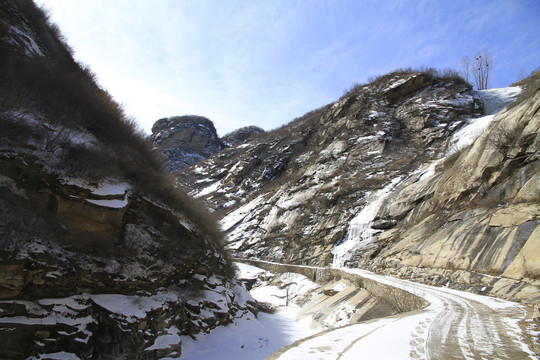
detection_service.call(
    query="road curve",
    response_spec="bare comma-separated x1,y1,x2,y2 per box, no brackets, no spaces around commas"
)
269,268,537,360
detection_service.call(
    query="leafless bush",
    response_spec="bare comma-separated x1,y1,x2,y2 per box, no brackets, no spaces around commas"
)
472,50,492,90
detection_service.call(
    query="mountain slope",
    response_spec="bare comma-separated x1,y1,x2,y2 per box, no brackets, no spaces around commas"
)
362,75,540,307
0,1,255,358
181,70,482,263
179,68,539,309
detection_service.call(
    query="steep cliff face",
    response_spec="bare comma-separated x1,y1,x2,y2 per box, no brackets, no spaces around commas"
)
151,116,225,172
0,2,255,359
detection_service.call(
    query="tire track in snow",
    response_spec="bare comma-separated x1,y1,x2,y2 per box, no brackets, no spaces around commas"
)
270,267,536,360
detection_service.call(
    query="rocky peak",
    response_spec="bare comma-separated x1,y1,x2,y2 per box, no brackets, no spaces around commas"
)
151,115,225,172
221,125,265,147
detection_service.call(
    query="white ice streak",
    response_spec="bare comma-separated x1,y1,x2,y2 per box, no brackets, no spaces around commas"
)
332,176,402,267
478,87,521,115
446,114,495,155
445,86,521,155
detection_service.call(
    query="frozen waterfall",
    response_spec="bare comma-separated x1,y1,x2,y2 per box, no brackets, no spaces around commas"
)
332,177,402,268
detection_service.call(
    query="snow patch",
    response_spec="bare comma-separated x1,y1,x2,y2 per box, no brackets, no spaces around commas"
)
478,87,521,115
446,115,495,155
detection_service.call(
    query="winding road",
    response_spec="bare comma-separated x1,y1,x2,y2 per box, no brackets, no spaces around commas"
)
268,268,537,360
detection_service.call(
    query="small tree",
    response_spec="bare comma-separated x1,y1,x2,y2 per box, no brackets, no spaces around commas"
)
473,50,492,90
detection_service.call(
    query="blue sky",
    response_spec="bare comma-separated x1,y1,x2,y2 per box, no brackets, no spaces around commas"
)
36,0,539,136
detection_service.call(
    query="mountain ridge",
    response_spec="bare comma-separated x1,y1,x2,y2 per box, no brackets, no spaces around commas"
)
176,69,539,310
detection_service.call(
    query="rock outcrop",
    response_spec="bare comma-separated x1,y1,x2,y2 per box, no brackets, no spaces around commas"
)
358,77,540,307
151,115,225,172
0,154,256,359
181,71,482,263
221,126,265,147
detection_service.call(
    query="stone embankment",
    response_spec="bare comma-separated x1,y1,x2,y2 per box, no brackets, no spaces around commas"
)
235,258,428,315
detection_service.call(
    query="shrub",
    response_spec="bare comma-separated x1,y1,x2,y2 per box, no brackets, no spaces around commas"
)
361,66,470,90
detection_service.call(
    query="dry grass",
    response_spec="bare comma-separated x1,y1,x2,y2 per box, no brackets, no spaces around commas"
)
0,0,237,279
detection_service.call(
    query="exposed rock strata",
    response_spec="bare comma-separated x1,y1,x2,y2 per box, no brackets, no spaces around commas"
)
361,82,540,307
179,71,539,310
180,72,482,264
0,153,256,359
0,2,256,358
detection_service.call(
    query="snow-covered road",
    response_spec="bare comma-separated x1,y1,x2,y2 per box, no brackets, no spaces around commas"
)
269,268,537,360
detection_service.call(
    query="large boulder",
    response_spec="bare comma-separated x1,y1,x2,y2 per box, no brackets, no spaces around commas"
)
151,116,225,172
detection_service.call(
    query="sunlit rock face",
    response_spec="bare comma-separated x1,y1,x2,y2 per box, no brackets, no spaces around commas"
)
178,69,540,307
179,72,483,266
365,81,540,307
151,115,226,172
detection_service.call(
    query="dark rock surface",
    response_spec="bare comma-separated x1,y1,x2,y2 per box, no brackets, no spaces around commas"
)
151,116,225,172
221,126,265,147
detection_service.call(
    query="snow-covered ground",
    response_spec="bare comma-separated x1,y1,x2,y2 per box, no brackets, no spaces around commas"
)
272,267,536,360
178,263,319,360
180,262,536,359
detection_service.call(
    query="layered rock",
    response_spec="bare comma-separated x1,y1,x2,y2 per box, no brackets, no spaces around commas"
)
0,2,256,358
0,132,257,360
179,69,540,309
357,78,540,306
151,116,225,172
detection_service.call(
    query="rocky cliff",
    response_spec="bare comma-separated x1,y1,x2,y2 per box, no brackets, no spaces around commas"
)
362,75,540,307
180,71,482,255
178,69,539,308
151,117,266,172
150,115,225,172
0,2,255,359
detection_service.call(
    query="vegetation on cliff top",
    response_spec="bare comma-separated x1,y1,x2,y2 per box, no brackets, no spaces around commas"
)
0,0,233,275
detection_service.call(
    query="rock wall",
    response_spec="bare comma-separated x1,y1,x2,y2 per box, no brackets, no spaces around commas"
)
0,153,256,359
361,82,540,307
181,72,483,267
235,259,428,315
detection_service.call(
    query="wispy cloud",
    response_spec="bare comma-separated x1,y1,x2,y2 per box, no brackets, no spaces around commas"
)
37,0,540,134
